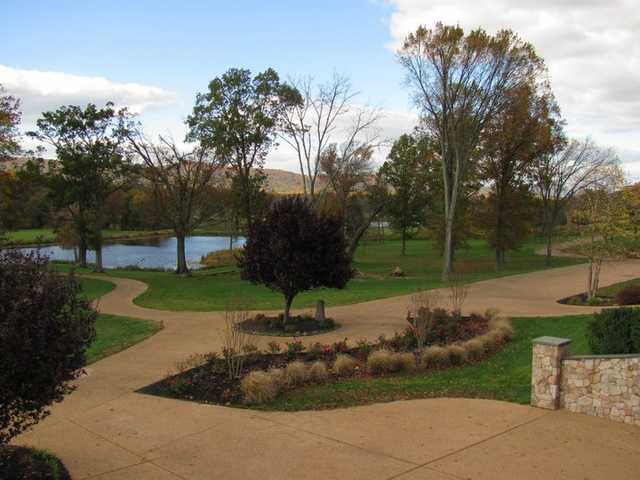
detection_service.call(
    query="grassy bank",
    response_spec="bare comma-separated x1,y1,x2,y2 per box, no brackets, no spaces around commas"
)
256,314,592,411
77,277,162,363
60,238,583,311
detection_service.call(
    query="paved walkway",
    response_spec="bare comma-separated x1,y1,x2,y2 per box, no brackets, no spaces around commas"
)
14,258,640,479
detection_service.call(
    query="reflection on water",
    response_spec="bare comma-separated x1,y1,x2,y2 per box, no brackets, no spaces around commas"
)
18,235,245,270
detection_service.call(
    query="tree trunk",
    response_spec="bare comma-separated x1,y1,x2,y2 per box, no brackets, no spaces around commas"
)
544,225,553,266
401,226,407,256
283,295,294,325
442,212,455,281
94,242,104,273
78,236,88,268
176,233,189,275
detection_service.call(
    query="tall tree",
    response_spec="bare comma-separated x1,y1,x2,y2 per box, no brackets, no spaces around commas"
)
187,68,301,230
281,74,377,201
28,102,133,272
0,85,21,162
480,84,563,269
398,23,544,280
379,134,431,255
532,138,618,264
126,134,223,274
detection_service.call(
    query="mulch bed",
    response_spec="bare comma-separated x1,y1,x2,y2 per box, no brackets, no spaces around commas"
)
558,293,615,306
0,446,70,480
238,314,338,336
140,313,490,406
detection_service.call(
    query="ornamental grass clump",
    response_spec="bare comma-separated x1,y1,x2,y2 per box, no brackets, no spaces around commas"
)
489,317,514,341
241,371,280,404
285,361,309,386
462,338,485,361
308,361,329,382
393,352,417,372
367,350,396,374
333,354,358,377
446,344,468,366
419,345,450,369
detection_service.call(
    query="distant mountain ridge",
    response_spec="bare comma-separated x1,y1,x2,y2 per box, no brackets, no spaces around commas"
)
2,156,322,195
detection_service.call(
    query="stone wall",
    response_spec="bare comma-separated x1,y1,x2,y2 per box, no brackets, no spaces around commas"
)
531,337,640,426
561,355,640,426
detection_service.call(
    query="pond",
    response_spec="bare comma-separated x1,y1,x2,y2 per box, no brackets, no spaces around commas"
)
18,235,245,270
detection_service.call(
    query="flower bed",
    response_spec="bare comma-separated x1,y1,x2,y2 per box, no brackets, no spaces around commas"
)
140,309,513,407
238,313,338,336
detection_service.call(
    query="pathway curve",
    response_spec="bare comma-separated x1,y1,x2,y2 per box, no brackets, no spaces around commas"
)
14,258,640,479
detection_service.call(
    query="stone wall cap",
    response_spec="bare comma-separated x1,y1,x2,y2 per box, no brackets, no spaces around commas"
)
565,353,640,360
533,336,572,347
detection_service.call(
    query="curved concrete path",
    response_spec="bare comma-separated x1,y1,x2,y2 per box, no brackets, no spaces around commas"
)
15,258,640,479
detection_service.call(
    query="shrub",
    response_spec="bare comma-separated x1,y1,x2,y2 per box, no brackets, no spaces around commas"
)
308,361,329,382
286,340,305,357
285,361,309,386
241,371,279,404
0,251,97,444
333,354,358,377
615,284,640,306
588,307,640,354
479,330,505,353
367,350,395,374
419,346,450,369
266,341,281,354
0,446,71,480
200,248,243,269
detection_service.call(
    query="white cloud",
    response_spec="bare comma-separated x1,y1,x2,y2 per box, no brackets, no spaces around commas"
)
384,0,640,178
0,64,178,154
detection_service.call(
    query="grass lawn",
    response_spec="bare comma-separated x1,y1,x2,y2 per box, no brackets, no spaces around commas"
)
85,314,162,364
596,277,640,298
0,228,174,245
58,237,583,311
255,314,593,411
79,277,116,301
75,277,162,363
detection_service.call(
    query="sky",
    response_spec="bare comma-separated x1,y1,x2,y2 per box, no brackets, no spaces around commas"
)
1,0,638,177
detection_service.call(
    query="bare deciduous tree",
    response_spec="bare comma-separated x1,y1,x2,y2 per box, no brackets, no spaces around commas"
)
127,134,222,274
533,138,618,264
281,74,378,202
398,23,545,280
319,114,384,258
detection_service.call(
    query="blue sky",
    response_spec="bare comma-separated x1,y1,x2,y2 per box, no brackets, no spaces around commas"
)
2,1,406,107
2,0,638,176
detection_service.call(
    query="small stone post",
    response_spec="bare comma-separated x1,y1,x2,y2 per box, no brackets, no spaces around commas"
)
531,336,572,410
315,300,326,324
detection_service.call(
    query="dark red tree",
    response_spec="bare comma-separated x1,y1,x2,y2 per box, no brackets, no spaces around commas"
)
239,196,353,323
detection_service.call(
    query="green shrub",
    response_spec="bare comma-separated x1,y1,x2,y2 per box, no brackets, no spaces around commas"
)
587,307,640,354
615,284,640,306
